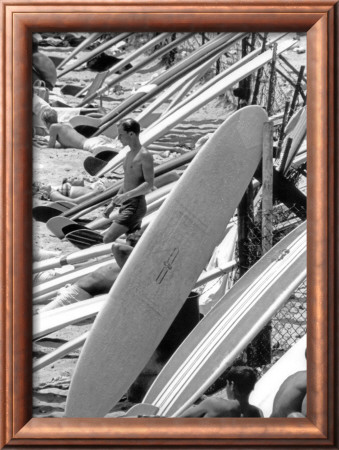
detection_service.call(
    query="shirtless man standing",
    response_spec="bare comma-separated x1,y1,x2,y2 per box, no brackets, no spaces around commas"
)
102,118,154,244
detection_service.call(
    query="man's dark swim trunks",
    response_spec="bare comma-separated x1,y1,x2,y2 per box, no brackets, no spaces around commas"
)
115,196,147,233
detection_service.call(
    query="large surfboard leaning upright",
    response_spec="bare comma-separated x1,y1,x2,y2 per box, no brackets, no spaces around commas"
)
65,105,268,417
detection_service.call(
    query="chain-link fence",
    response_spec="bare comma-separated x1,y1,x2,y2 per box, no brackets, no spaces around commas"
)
204,201,307,396
235,202,306,367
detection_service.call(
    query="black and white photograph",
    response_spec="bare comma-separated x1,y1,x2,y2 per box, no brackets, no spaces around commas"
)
31,31,308,419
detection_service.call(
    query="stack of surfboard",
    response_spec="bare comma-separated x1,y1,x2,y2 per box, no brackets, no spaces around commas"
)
62,105,268,417
139,221,306,417
32,38,297,231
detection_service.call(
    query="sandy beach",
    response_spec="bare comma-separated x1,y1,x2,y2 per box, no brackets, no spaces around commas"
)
32,32,307,418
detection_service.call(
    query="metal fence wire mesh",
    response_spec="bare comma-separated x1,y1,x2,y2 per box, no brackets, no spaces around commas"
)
235,203,306,365
203,202,307,396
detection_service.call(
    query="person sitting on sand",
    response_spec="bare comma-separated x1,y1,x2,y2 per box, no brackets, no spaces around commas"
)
40,236,138,312
33,93,58,136
178,366,263,418
270,370,307,418
46,117,119,153
101,118,154,244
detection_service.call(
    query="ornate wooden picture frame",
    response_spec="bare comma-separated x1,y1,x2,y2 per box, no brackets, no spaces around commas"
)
1,0,338,448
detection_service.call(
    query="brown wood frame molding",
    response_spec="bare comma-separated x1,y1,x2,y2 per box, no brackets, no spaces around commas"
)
1,1,338,448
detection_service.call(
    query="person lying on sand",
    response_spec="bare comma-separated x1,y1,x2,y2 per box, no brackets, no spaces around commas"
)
101,118,154,244
46,117,118,153
270,370,307,418
178,366,263,418
39,235,138,312
37,176,112,205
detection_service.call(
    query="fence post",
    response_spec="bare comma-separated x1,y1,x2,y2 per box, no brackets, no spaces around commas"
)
260,122,274,364
278,54,307,85
262,121,274,253
237,183,254,278
266,43,278,116
251,33,267,105
277,100,290,159
246,122,273,367
288,65,305,120
279,136,293,174
236,36,252,109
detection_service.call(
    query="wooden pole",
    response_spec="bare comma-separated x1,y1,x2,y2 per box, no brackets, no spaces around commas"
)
237,182,254,278
277,101,290,158
247,121,274,367
278,54,307,85
279,136,293,174
251,33,267,105
288,65,305,120
262,121,274,253
260,121,274,364
276,65,307,102
266,43,278,116
236,37,251,109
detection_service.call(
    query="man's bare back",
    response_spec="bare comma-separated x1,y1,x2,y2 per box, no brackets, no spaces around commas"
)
48,123,87,149
179,397,262,418
270,370,307,417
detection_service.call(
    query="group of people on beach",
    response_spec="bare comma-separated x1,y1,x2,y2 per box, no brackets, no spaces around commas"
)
33,43,306,419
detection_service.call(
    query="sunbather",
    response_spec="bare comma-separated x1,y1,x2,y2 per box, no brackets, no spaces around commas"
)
40,239,136,312
270,370,307,418
37,176,111,205
179,366,263,418
33,94,58,136
46,117,118,153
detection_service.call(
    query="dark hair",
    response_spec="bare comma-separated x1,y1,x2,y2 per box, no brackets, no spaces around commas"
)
225,366,258,396
119,118,141,135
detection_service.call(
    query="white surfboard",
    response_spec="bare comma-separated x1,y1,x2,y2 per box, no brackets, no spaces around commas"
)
57,32,132,78
33,258,116,301
33,262,236,371
77,32,191,109
33,295,107,340
142,221,306,417
64,105,268,417
249,334,307,417
95,39,295,177
33,243,118,274
57,32,102,70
